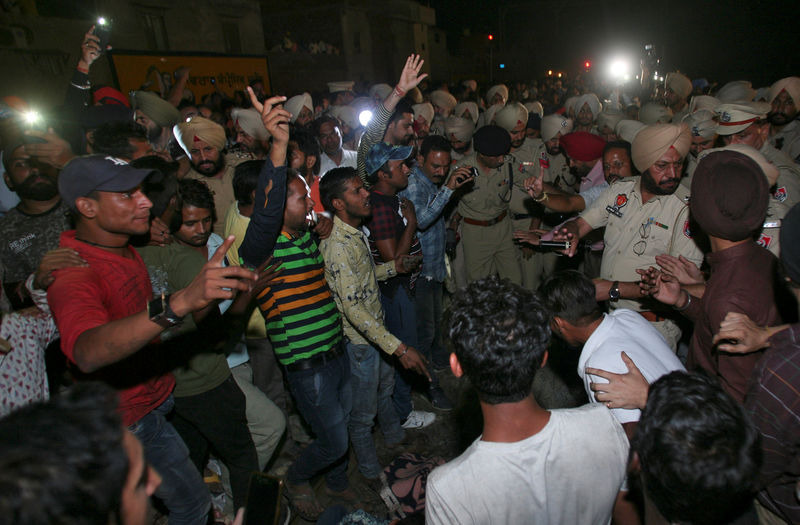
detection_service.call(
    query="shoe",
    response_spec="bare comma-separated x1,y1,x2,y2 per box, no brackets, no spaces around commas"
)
401,409,436,429
428,386,454,411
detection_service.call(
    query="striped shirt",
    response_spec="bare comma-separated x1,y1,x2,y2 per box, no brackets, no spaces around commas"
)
256,230,342,365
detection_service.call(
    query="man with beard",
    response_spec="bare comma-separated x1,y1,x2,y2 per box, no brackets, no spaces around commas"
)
553,123,704,349
231,107,270,159
130,91,181,156
767,76,800,162
715,101,800,209
285,92,314,129
444,116,475,163
0,136,72,309
412,102,434,149
315,115,358,177
664,72,693,123
453,125,522,285
572,93,602,134
175,116,238,236
680,110,717,187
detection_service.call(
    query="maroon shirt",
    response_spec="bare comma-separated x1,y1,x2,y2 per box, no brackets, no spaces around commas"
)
685,241,781,402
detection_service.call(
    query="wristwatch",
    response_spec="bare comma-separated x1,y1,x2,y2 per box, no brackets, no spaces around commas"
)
608,281,620,301
147,292,183,328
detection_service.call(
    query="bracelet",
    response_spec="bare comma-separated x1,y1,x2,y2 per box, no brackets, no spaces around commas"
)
533,192,548,203
397,344,409,358
673,289,691,311
394,85,406,97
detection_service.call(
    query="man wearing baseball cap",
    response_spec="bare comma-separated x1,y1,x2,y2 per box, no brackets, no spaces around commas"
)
715,101,800,209
452,125,521,285
47,155,260,525
365,142,441,422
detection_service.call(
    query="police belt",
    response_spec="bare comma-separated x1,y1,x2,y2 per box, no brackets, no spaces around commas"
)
284,341,345,372
463,210,507,226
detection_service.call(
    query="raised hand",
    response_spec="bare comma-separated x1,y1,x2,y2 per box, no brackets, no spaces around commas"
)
79,26,102,70
397,54,428,94
246,90,290,145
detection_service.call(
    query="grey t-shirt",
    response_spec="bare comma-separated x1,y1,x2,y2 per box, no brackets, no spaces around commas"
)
0,200,71,284
425,404,629,525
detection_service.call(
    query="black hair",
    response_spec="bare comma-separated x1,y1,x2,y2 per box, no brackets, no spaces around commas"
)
539,270,602,326
388,99,414,126
90,121,148,160
233,160,264,205
602,140,639,175
0,382,128,525
419,135,452,158
131,155,179,219
634,371,761,525
444,275,550,404
290,129,320,176
312,115,340,138
319,166,359,213
171,178,216,233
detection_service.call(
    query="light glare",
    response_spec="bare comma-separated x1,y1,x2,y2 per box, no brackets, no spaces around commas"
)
23,110,41,125
358,110,373,127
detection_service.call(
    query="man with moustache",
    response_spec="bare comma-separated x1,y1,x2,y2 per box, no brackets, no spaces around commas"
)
315,115,358,177
175,116,240,236
0,136,72,308
130,90,181,156
767,76,800,162
553,123,703,349
453,125,521,285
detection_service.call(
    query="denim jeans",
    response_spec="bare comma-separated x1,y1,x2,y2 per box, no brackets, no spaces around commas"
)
346,341,405,479
129,395,211,525
414,277,449,368
285,351,352,491
381,286,419,420
172,375,259,511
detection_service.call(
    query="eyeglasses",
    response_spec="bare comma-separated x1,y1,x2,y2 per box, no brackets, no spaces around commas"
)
633,220,651,256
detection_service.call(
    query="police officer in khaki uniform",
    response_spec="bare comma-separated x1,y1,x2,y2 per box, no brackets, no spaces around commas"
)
554,123,704,349
453,125,522,285
714,101,800,210
496,103,545,289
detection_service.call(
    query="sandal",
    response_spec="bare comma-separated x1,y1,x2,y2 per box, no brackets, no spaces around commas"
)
283,481,324,521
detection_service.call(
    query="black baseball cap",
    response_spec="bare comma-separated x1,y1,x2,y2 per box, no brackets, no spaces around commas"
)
59,155,156,210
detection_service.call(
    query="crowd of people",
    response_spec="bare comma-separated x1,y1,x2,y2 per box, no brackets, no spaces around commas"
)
0,23,799,525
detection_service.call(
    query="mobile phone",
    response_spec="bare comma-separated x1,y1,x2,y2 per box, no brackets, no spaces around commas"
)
93,18,112,52
539,240,571,250
243,473,283,525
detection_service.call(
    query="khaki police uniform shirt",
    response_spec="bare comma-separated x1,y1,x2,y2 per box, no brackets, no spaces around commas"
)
580,178,704,312
455,152,512,221
508,139,540,219
760,142,800,210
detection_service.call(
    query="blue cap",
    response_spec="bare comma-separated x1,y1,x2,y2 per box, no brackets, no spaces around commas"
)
59,155,156,210
365,142,413,175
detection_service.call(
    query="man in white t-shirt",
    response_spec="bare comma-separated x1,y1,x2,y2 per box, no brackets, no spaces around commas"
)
426,276,629,525
541,269,685,428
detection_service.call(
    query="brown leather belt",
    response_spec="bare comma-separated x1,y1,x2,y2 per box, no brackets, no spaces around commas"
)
463,210,507,227
639,311,667,323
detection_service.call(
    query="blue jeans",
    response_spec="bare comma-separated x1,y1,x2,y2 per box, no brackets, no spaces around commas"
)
129,395,211,525
381,286,419,420
346,340,405,479
285,351,352,491
415,277,449,368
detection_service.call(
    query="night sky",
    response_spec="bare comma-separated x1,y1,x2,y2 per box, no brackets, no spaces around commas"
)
428,0,799,86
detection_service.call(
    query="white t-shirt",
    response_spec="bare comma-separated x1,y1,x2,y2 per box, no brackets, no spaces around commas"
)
579,309,686,423
318,148,358,177
425,404,629,525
